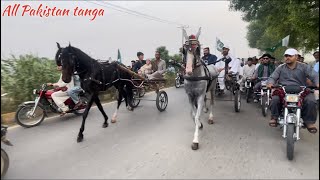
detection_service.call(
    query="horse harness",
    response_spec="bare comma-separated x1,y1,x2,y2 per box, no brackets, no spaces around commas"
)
183,59,215,92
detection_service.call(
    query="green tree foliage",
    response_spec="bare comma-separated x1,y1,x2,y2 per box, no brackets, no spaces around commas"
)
1,54,60,113
230,0,319,53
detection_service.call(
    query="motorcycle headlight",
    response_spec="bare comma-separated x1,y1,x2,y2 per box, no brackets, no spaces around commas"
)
285,95,299,102
33,89,38,95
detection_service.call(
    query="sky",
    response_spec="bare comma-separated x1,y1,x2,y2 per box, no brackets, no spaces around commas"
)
1,1,261,65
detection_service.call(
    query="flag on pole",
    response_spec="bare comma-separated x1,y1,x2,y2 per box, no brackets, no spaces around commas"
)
117,49,121,63
216,37,224,52
265,35,290,52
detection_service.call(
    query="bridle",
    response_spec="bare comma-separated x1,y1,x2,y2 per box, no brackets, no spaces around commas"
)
183,38,202,70
57,49,86,76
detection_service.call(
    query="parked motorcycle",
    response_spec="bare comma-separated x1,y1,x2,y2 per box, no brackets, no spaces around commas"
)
15,84,88,128
271,85,318,160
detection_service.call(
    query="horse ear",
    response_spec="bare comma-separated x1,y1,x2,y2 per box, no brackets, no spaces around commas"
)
68,42,72,51
195,27,201,40
56,42,61,49
183,29,189,41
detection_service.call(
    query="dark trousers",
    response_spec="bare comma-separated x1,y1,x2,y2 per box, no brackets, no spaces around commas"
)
270,93,317,124
253,81,261,99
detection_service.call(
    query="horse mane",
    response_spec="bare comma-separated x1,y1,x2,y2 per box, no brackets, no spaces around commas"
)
69,46,96,64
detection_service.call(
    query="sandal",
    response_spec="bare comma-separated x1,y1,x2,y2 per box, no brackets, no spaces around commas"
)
306,124,318,134
269,119,278,127
60,112,67,116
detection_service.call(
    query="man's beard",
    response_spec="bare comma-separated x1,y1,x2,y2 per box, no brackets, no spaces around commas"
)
286,60,293,64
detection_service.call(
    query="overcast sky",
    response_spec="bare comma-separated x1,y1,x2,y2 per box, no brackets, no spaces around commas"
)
1,1,260,65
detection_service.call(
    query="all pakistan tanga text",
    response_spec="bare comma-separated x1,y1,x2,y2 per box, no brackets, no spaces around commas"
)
2,4,104,21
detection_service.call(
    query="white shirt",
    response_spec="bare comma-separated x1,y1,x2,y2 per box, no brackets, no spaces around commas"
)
255,63,260,70
214,58,226,78
228,57,241,74
243,64,256,78
53,74,74,89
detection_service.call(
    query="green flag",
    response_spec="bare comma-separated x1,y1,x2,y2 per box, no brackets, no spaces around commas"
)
265,35,290,52
117,49,121,63
216,37,224,52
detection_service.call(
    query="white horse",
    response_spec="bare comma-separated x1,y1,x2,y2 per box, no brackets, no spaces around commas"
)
183,28,219,150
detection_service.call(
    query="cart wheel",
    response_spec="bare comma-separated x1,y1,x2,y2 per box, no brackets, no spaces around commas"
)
129,89,140,108
234,90,241,112
156,91,168,112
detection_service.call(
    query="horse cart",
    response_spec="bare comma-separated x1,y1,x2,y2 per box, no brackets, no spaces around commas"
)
116,63,169,112
213,58,242,113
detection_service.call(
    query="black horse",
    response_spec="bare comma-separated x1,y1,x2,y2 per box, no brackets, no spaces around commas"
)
55,43,134,142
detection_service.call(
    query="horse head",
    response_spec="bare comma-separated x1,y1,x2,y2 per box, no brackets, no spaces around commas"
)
183,27,202,76
55,42,77,83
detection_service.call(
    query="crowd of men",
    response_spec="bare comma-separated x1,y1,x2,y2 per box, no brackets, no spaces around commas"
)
200,45,319,133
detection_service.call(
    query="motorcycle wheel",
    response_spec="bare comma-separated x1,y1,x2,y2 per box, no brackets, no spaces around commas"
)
286,124,295,160
1,148,9,178
15,103,45,128
234,89,241,112
261,95,268,117
175,77,181,88
246,88,250,103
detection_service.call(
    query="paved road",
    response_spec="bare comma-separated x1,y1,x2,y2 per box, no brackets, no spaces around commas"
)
3,87,319,179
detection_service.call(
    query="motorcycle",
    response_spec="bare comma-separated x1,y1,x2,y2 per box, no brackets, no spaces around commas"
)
1,125,13,178
271,85,318,160
253,77,270,117
175,72,184,88
1,94,13,178
15,84,88,128
244,77,253,103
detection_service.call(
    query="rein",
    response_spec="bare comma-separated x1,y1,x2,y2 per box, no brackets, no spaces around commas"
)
183,60,216,81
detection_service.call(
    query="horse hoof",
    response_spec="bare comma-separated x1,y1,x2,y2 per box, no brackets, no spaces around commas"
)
203,108,208,113
199,122,203,129
127,107,133,111
77,135,83,143
102,123,108,128
208,119,214,124
111,118,116,123
191,143,199,150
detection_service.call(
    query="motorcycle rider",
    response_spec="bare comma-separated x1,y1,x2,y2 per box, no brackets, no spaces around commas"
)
252,53,275,102
47,65,74,115
267,48,319,133
240,58,256,91
67,74,84,109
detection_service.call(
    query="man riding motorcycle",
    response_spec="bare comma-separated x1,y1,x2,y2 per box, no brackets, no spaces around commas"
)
267,48,319,133
47,65,74,115
252,53,275,102
240,57,256,92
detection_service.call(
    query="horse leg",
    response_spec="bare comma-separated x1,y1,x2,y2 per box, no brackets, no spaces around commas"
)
125,84,134,111
203,95,209,113
111,90,122,123
208,89,215,124
77,93,95,142
93,95,109,128
192,94,205,150
188,96,196,119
